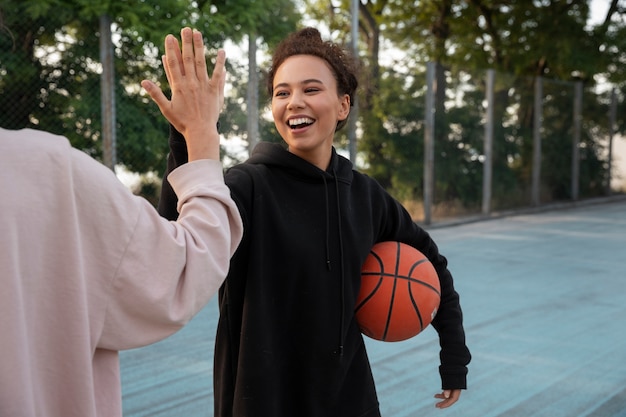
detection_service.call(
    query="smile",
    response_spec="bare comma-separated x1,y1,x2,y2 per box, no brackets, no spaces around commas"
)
288,117,314,129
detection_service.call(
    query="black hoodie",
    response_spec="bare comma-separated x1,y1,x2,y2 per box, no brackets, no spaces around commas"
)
159,131,471,417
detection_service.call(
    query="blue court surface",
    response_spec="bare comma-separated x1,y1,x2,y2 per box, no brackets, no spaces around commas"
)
120,196,626,416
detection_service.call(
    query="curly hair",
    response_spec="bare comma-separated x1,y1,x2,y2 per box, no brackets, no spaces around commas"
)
267,27,359,131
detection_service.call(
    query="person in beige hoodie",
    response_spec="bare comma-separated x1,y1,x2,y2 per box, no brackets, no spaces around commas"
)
0,28,241,417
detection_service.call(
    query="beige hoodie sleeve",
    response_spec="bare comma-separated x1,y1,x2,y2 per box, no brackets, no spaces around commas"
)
68,152,242,350
0,128,242,416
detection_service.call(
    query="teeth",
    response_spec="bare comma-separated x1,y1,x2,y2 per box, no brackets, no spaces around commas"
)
288,117,313,126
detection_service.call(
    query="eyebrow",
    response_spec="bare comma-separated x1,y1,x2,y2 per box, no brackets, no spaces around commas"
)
273,78,324,90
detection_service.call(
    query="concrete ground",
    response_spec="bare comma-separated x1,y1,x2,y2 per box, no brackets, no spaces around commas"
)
120,197,626,417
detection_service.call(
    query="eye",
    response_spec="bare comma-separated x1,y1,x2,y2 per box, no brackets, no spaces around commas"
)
305,87,320,93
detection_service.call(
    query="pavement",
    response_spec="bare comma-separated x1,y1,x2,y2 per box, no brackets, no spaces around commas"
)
120,196,626,417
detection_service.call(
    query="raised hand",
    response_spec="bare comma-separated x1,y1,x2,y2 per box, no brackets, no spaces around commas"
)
142,27,226,161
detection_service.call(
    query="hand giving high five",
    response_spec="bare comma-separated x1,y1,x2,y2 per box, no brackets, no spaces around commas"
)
142,27,226,161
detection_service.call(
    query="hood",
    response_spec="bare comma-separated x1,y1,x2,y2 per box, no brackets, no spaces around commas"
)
246,142,354,185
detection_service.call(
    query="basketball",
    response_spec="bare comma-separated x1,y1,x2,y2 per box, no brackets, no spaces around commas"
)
355,241,441,342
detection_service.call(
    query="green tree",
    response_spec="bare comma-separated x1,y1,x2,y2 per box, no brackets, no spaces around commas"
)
305,0,394,187
0,0,300,178
208,0,300,159
303,0,624,210
1,0,202,174
453,0,621,203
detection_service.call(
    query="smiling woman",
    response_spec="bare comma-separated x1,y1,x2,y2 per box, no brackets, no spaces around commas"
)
270,54,351,170
157,27,471,417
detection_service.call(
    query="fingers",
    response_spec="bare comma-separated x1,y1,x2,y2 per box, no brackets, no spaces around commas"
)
164,34,184,80
140,80,168,111
212,49,226,83
142,27,225,135
180,27,210,82
180,27,194,77
165,28,216,86
207,49,226,110
434,389,461,409
192,29,209,82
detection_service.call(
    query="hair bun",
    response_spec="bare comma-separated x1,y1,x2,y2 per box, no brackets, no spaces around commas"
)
296,27,322,40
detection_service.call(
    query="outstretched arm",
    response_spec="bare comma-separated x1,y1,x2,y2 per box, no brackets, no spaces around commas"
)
96,28,242,347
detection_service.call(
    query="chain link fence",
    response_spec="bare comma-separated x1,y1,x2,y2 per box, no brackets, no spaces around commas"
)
419,64,622,223
2,28,623,219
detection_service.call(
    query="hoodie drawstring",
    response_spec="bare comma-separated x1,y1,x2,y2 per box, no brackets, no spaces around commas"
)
322,170,346,357
333,168,346,357
322,175,332,271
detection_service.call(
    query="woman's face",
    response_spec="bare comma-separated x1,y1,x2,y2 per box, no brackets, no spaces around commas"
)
271,54,350,170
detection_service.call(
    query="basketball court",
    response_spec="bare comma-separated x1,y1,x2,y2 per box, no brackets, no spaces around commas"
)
120,196,626,417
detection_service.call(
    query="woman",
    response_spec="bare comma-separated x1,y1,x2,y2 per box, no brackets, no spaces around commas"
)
155,27,471,417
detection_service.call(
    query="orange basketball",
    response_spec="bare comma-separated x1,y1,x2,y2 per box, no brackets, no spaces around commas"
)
355,241,440,342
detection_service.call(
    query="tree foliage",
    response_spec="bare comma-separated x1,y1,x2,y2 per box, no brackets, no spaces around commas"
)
0,0,298,176
3,0,191,173
303,0,625,209
2,0,624,212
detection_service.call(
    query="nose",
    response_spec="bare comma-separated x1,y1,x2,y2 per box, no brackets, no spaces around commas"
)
287,90,305,110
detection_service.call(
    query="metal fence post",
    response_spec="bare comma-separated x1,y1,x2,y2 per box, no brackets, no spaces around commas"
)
99,14,116,171
247,33,259,156
423,62,436,225
532,76,543,206
607,88,617,194
571,81,582,200
348,0,359,164
482,69,495,215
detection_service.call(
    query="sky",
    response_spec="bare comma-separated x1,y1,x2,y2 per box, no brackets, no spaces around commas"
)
589,0,609,23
